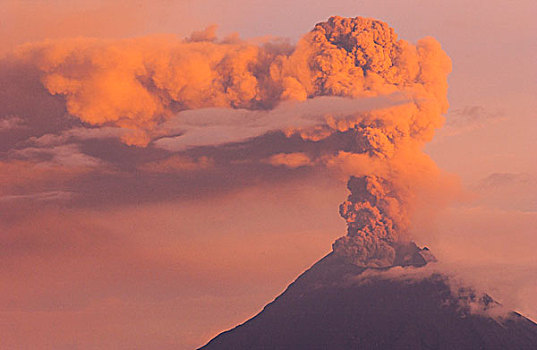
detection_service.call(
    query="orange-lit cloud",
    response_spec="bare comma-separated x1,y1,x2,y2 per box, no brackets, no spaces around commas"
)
139,155,214,173
3,16,455,268
266,152,312,168
10,16,449,149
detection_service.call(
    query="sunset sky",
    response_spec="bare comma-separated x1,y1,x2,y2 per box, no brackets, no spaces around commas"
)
1,1,536,349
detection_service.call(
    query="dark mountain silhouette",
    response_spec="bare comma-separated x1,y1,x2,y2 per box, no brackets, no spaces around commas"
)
200,243,537,350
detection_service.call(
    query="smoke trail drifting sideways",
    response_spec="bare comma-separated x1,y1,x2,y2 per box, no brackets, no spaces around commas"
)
153,94,407,151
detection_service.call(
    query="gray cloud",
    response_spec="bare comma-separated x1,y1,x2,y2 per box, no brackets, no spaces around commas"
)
476,172,535,190
436,105,505,140
472,172,537,212
154,94,408,151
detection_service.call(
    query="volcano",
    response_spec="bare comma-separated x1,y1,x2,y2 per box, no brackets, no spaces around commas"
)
194,16,537,350
200,243,537,350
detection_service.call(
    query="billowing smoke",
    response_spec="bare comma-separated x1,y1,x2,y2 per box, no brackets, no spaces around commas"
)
334,176,405,267
9,16,452,267
12,17,449,146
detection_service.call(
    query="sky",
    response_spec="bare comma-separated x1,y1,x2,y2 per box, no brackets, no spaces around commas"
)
1,1,536,349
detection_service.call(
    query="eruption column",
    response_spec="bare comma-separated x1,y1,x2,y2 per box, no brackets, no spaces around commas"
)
333,175,406,267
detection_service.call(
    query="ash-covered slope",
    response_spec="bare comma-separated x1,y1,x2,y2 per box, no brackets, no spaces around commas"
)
200,244,537,350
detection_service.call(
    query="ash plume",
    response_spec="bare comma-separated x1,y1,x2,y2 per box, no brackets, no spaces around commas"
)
334,176,406,267
303,17,453,267
8,16,454,267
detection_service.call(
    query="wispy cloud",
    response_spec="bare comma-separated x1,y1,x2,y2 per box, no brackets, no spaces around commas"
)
11,144,104,168
0,116,24,131
153,94,408,151
476,172,535,190
435,105,505,140
29,126,125,147
0,190,72,202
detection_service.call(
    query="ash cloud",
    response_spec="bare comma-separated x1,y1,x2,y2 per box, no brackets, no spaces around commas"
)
2,16,455,267
334,176,407,267
11,16,449,147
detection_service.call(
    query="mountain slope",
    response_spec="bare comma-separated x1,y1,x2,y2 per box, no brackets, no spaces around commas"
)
200,245,537,350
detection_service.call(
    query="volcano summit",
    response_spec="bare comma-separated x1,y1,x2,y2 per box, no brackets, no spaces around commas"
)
200,244,537,349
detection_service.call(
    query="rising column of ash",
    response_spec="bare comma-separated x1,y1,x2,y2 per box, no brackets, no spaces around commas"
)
288,17,452,266
334,175,404,267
